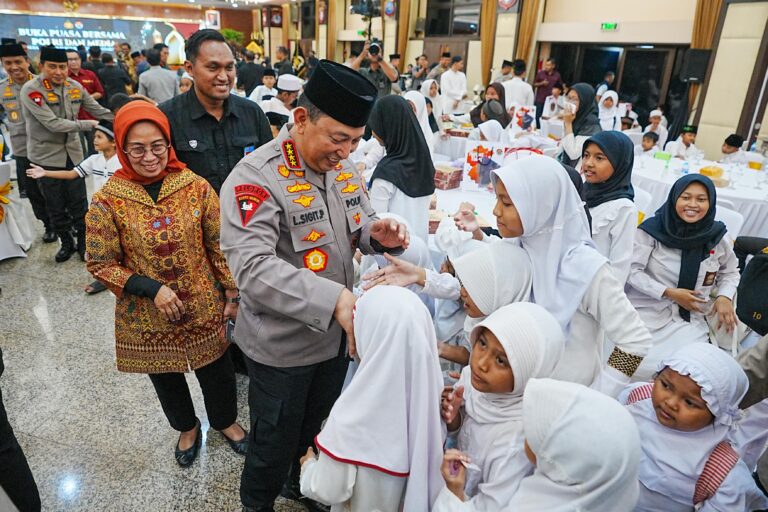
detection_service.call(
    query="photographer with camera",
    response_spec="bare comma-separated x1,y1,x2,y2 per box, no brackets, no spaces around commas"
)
351,40,399,98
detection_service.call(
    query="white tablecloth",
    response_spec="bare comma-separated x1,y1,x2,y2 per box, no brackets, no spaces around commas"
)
631,157,768,238
434,135,470,161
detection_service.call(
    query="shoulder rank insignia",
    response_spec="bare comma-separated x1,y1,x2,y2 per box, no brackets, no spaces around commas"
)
292,194,315,208
341,182,359,194
234,184,270,227
281,139,302,170
42,78,53,90
304,248,328,272
335,172,353,182
286,181,312,193
302,229,326,243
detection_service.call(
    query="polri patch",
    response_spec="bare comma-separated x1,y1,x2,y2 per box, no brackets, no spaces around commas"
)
282,139,302,169
234,184,270,227
304,248,328,272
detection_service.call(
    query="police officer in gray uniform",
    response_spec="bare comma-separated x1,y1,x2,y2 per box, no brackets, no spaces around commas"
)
20,46,113,262
220,60,410,512
0,41,55,243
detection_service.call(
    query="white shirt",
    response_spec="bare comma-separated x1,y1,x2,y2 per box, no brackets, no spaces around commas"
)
643,124,668,150
300,452,406,512
721,149,752,165
248,84,277,103
666,138,700,160
259,97,292,117
75,152,120,191
441,69,468,114
589,198,638,285
559,133,591,165
368,179,431,243
541,95,564,119
634,144,660,157
502,77,534,110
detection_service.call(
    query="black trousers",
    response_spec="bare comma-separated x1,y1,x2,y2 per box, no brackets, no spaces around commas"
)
0,373,41,511
14,156,50,229
734,236,768,273
35,158,87,236
148,351,238,432
240,346,349,509
535,101,545,128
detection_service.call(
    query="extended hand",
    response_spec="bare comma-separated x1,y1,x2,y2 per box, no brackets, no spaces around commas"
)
712,296,737,333
334,288,358,357
26,164,46,179
453,209,479,233
361,253,425,290
370,218,409,249
441,385,465,427
664,288,708,313
300,446,316,466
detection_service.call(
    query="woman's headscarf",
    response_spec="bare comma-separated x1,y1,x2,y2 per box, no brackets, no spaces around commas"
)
113,100,185,185
315,286,445,510
404,90,435,157
638,174,726,321
561,162,593,230
460,303,564,424
368,95,436,198
424,97,440,133
420,79,443,119
598,90,620,131
470,84,511,127
625,343,748,507
582,130,635,208
491,155,607,331
511,378,641,511
569,83,602,137
478,120,504,143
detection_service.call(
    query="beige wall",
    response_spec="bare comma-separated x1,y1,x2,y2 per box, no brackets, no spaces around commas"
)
539,0,695,44
405,39,425,68
492,13,517,77
467,40,484,94
698,2,768,159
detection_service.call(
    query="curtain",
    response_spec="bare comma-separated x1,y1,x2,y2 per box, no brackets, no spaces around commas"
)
396,0,412,73
480,0,498,85
515,0,541,64
688,0,724,114
326,0,338,62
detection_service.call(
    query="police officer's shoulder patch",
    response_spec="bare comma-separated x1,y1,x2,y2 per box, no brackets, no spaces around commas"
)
28,91,44,107
234,183,270,227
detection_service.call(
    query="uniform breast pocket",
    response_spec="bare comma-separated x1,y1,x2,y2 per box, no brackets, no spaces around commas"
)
230,135,258,158
287,206,336,253
175,138,209,154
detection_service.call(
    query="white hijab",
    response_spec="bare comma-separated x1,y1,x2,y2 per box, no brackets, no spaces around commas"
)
315,286,446,511
461,303,565,424
491,155,606,331
598,90,620,131
509,378,641,512
478,120,504,142
421,79,443,119
626,343,748,507
404,90,435,156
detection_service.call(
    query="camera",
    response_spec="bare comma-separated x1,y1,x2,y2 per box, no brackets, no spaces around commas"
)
369,42,381,56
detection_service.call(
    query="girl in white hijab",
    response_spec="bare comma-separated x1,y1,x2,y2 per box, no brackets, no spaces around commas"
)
489,155,652,397
477,120,504,142
441,378,641,512
299,286,445,511
619,343,768,512
421,79,444,120
433,303,565,511
598,90,621,131
404,90,435,157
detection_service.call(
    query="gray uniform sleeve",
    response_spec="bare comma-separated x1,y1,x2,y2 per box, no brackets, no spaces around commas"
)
220,167,345,332
80,89,115,120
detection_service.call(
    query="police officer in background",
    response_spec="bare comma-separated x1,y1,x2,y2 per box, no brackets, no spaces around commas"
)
0,41,55,243
20,46,113,262
160,29,272,195
220,60,409,512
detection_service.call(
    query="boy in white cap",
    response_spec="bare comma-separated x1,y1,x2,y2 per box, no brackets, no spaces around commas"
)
643,109,668,150
259,73,301,119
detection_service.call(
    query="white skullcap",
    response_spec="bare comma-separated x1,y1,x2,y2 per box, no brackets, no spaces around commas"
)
649,109,662,118
277,74,302,92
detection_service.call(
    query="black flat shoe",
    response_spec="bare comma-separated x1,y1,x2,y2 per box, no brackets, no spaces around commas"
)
220,428,248,455
175,419,202,467
42,229,57,243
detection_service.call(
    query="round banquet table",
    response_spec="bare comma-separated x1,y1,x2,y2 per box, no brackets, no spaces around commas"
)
631,157,768,238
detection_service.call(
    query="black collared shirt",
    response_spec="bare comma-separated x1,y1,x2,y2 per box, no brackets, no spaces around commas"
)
159,89,272,194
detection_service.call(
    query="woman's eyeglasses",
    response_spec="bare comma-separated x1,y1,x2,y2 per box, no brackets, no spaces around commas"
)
123,144,170,159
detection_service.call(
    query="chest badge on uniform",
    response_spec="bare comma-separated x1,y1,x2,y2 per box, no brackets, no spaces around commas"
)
282,139,302,170
304,248,328,272
341,182,359,194
234,184,270,227
353,212,362,225
334,162,343,171
28,91,43,107
69,88,81,100
3,86,12,98
277,164,290,178
302,229,326,243
189,140,198,149
292,194,315,208
335,172,353,182
286,180,311,193
9,110,19,121
46,92,58,103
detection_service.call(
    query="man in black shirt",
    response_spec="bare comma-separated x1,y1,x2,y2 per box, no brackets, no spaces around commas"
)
97,53,132,100
159,29,272,195
82,45,104,73
236,50,264,97
273,46,295,76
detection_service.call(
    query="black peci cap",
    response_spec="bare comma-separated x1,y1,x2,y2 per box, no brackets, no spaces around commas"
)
724,133,744,148
0,43,26,58
301,59,377,128
40,46,68,63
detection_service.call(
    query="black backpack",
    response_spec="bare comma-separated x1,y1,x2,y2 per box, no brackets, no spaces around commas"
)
737,253,768,336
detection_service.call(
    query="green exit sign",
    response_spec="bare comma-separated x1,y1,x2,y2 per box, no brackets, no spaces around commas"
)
601,22,619,31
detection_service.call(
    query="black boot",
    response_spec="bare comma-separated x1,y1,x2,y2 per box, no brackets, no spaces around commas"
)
42,227,57,243
55,232,76,262
76,231,86,262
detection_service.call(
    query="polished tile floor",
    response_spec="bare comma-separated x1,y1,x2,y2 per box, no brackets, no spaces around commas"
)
0,181,305,511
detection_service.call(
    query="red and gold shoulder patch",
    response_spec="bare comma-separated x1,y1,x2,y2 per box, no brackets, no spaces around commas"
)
302,229,326,243
341,182,359,194
292,194,315,208
28,91,43,107
282,139,302,170
304,248,328,272
234,184,270,227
